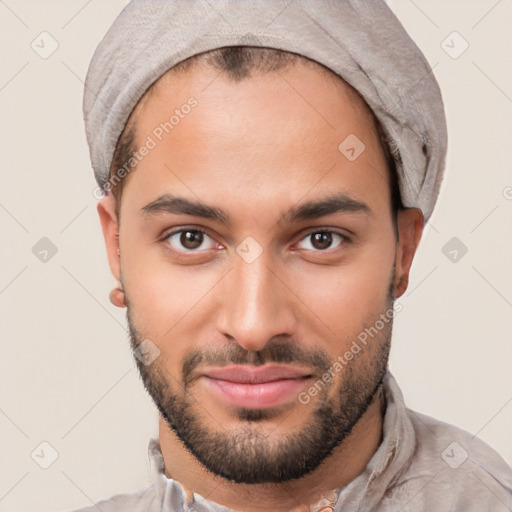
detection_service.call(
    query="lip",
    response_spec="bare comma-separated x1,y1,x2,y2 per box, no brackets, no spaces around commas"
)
201,364,312,383
198,364,313,409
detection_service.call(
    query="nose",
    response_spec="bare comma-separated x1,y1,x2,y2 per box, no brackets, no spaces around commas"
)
215,251,297,352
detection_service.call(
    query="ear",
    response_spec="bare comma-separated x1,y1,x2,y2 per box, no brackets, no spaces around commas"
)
393,208,424,298
97,194,121,282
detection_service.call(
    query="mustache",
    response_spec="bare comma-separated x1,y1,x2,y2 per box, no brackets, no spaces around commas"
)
181,339,332,387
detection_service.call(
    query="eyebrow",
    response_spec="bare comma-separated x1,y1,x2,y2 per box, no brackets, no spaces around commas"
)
141,194,229,223
286,193,372,223
140,192,372,224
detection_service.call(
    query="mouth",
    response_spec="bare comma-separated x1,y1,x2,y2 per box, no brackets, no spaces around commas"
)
198,364,313,409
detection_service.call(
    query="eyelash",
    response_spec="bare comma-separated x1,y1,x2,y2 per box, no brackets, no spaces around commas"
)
159,226,350,256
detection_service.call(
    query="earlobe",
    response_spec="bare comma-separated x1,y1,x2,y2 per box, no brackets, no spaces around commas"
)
393,208,424,298
109,286,126,308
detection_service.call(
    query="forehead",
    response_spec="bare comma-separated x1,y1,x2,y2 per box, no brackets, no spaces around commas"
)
140,58,377,137
120,61,390,219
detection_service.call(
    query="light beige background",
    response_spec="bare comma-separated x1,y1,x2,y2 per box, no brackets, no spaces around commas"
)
1,1,511,511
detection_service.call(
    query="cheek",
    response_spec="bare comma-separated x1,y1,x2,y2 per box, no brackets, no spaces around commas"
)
122,245,223,347
290,246,395,337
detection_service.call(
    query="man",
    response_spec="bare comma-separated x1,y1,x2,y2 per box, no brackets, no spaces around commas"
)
73,0,512,511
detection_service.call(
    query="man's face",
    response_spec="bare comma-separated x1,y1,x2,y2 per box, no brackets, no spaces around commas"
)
105,62,409,483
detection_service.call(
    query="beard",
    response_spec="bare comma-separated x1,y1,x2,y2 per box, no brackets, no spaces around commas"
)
125,270,396,484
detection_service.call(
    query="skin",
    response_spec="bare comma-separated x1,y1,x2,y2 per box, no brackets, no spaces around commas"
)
97,62,423,511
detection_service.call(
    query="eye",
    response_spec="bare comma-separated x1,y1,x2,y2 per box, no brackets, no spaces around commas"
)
164,228,218,252
297,230,346,251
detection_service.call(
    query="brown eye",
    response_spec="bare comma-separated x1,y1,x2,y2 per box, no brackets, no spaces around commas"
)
297,231,345,251
311,232,332,250
165,229,216,252
180,230,203,249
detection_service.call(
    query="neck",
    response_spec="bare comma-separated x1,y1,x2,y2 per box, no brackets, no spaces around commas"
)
158,386,385,512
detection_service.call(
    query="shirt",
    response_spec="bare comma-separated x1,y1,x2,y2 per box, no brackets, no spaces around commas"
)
67,369,512,511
